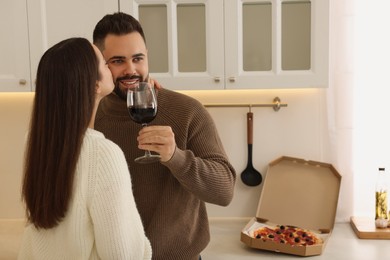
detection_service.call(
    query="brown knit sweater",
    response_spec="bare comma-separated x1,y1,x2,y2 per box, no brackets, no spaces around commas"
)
95,88,236,260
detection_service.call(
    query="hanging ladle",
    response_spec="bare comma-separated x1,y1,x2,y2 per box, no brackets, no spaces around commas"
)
241,108,262,186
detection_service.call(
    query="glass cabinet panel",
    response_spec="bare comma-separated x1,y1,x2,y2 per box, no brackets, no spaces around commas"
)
281,1,311,70
139,5,169,73
177,4,206,72
242,2,272,71
125,0,328,90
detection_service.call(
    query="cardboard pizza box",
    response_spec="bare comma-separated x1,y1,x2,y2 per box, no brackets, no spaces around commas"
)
240,156,342,256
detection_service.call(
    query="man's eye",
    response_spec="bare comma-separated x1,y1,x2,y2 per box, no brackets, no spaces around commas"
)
109,60,124,64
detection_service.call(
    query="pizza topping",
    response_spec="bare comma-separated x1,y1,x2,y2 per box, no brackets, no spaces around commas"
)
252,224,323,246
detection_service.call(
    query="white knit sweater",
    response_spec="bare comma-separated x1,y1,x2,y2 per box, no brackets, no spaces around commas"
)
18,128,152,260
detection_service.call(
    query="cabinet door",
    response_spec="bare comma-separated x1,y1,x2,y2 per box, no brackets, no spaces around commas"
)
0,0,32,92
225,0,329,89
27,0,119,91
122,0,329,90
121,0,225,90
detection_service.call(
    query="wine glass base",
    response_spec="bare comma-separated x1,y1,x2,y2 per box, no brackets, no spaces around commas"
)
134,154,161,164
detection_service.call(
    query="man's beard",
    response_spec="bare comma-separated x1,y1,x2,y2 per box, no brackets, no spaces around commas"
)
113,82,127,101
113,75,144,101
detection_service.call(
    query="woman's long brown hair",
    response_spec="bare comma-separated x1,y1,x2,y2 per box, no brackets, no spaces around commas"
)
22,38,99,229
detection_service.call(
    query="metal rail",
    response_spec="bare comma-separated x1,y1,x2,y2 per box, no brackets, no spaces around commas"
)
203,97,287,112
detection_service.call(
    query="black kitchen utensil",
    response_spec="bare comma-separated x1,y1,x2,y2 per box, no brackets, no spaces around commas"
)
241,111,262,186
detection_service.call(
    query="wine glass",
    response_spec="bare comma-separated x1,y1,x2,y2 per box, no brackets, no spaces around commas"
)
127,82,161,163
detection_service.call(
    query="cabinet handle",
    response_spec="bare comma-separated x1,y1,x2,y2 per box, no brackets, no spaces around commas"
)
19,79,27,85
214,77,221,83
228,77,236,82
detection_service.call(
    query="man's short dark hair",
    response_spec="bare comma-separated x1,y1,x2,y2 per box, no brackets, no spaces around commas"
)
93,12,146,51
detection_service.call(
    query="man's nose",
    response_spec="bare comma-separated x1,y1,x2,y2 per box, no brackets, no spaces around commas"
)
123,60,136,75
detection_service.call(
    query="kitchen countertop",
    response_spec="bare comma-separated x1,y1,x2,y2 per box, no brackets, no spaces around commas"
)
202,218,390,260
1,218,389,260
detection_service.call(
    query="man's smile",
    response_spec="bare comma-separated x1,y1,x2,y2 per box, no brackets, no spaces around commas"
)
117,75,142,89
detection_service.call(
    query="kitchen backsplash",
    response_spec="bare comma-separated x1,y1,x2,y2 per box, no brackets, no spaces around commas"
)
0,88,334,220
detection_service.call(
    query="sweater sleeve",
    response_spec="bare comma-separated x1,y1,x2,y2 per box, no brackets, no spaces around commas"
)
162,98,236,206
89,140,152,260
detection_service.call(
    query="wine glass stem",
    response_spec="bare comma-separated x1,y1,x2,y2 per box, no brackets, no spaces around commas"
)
141,123,152,157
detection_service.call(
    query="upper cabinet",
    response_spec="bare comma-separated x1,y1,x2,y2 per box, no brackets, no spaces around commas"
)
121,0,329,90
27,0,119,92
0,0,118,92
0,0,31,92
1,0,328,92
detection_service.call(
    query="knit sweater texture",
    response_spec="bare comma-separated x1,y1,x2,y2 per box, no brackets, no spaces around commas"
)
95,89,236,260
18,128,152,260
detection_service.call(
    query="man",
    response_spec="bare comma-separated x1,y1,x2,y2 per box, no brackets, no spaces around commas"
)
93,12,236,260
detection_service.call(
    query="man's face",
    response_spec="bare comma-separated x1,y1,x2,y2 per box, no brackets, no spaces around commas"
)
102,32,149,100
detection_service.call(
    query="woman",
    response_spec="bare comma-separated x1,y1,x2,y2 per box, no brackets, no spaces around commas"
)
18,38,151,260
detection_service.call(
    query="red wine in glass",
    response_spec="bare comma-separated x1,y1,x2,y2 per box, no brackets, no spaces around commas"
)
127,107,156,125
127,82,160,163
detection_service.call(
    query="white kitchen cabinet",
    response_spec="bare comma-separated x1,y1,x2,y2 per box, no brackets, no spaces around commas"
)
121,0,329,90
0,0,118,92
121,0,225,90
0,0,32,92
27,0,119,92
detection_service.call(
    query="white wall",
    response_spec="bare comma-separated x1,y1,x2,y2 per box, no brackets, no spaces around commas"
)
182,89,335,219
353,0,390,219
0,88,349,222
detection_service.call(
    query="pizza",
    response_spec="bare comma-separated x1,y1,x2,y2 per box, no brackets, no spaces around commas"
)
251,225,323,246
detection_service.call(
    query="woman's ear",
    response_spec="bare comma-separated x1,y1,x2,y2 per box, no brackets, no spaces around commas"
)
95,81,102,94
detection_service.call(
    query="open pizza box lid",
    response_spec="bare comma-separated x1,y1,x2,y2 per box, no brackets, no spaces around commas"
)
240,156,342,256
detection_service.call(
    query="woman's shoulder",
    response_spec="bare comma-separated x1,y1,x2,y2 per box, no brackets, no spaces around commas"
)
84,129,125,159
83,129,129,181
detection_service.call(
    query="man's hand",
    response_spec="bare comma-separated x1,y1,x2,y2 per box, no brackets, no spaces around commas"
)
137,125,175,162
149,78,163,90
